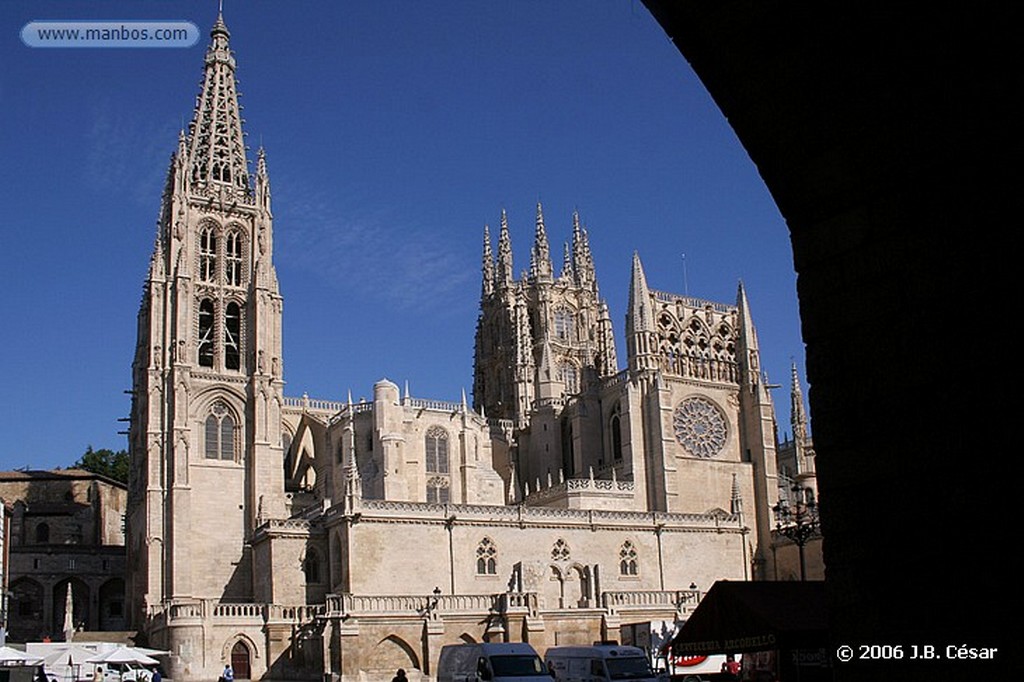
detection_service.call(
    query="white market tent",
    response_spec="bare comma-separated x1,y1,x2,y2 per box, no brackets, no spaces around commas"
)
84,648,159,666
0,646,45,667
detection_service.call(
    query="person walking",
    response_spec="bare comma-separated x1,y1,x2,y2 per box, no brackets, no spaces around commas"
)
220,665,234,682
392,669,408,682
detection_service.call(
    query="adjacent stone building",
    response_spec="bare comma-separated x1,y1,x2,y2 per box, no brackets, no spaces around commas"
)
0,469,128,642
126,15,802,682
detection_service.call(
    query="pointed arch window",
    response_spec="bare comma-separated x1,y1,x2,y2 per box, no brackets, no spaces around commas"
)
225,231,243,286
426,476,450,504
224,301,241,370
611,413,623,461
204,402,235,461
304,548,322,584
199,227,217,282
425,427,449,474
198,299,215,367
619,541,639,576
35,522,50,544
560,363,579,394
554,308,575,341
476,538,497,575
425,427,451,498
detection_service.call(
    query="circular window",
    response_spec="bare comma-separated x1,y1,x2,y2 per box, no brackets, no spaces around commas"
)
673,397,728,458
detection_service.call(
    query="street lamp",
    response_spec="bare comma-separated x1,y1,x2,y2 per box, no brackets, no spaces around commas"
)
772,482,820,580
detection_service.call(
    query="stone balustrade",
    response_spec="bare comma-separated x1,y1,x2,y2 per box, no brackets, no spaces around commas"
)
602,589,701,611
149,589,693,629
283,395,346,413
650,289,735,313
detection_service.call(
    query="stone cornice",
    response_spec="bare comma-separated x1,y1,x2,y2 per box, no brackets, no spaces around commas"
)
318,499,743,534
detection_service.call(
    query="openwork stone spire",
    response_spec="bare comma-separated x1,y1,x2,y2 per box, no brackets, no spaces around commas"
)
482,225,494,296
497,209,513,287
186,14,250,196
531,202,552,280
791,363,808,447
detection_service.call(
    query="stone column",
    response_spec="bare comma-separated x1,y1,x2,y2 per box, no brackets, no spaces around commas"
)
338,618,361,682
424,617,445,676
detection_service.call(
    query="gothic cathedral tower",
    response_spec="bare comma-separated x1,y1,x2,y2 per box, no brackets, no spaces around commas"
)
473,206,618,485
126,16,286,624
474,205,618,425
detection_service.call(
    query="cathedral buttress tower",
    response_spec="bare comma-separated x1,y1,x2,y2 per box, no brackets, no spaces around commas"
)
127,15,285,623
735,283,780,579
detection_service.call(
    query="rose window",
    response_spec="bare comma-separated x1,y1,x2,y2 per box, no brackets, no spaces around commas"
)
673,397,727,458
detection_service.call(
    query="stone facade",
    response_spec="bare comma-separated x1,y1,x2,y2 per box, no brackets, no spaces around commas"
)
127,16,806,682
0,469,128,643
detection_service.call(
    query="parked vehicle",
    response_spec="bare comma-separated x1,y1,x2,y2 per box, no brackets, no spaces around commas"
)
437,643,549,682
100,663,153,682
545,645,665,682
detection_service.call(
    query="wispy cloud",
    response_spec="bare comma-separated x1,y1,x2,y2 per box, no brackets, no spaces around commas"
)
85,97,179,207
274,181,474,312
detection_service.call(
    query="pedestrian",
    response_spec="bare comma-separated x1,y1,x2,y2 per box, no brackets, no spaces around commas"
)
721,654,740,679
152,670,162,682
392,669,408,682
221,665,234,682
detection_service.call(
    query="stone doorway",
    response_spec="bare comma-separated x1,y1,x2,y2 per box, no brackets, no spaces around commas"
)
231,641,251,680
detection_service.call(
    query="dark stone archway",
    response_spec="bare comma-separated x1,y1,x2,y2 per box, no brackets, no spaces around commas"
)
642,3,1013,680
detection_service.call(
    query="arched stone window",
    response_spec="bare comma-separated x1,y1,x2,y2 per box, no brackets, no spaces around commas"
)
224,301,241,370
560,362,579,394
552,538,571,562
425,427,449,474
426,476,450,504
35,522,50,544
611,413,623,461
199,227,217,282
304,548,322,584
204,402,235,461
619,540,639,576
425,428,452,502
476,537,497,575
198,299,215,367
554,308,575,341
225,230,243,286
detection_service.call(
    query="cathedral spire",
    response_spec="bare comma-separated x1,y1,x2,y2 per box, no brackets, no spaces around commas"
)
481,225,495,296
626,252,656,373
531,202,552,280
185,15,250,196
571,211,594,286
255,146,270,208
497,209,513,287
791,363,808,447
736,281,768,401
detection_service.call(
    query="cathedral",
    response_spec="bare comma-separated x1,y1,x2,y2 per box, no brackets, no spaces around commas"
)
126,16,807,682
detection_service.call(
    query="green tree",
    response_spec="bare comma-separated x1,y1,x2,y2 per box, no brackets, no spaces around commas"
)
74,446,129,484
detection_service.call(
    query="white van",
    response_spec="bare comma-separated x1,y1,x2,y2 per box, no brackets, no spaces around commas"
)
97,663,153,682
437,643,550,682
545,645,664,682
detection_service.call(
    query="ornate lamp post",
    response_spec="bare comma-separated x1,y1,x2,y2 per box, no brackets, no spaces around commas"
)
772,482,820,581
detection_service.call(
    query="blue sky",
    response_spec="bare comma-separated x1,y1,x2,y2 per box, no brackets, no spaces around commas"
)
0,1,805,471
